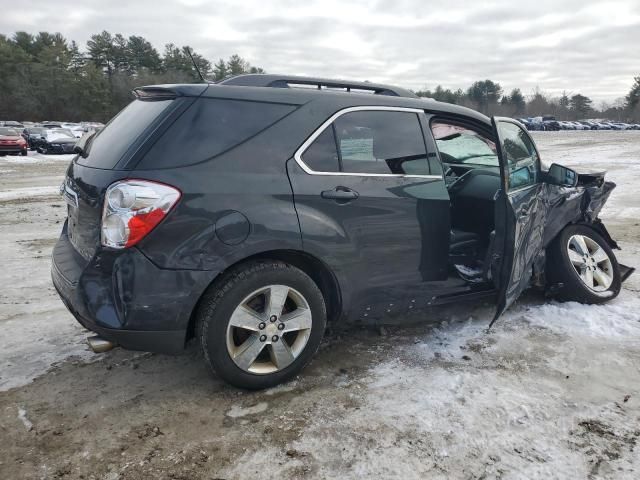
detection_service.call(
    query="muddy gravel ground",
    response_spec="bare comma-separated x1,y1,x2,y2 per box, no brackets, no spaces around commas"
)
1,132,639,479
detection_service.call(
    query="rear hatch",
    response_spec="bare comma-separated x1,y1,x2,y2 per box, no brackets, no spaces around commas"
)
63,85,205,259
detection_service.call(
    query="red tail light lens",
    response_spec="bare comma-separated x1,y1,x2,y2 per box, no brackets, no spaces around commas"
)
101,180,181,249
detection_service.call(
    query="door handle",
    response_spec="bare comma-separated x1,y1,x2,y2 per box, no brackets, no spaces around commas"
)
321,187,359,202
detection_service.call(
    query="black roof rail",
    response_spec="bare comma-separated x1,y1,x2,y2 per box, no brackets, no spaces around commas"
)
218,74,417,98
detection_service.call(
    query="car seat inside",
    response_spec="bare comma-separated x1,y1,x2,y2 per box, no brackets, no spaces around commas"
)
431,121,502,285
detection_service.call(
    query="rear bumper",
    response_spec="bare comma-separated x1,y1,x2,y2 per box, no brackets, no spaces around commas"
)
51,224,216,354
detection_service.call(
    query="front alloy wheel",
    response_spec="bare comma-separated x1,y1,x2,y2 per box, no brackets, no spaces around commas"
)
547,224,621,304
567,234,613,292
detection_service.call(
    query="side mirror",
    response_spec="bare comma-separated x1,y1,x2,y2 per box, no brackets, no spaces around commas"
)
546,163,578,187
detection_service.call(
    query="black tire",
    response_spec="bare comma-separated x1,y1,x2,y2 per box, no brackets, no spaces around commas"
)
547,224,621,304
20,150,27,156
197,260,327,389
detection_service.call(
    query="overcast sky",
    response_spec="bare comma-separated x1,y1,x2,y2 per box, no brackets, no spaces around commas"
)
2,0,639,103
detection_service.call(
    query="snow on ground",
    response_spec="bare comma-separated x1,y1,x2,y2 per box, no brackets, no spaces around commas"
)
0,133,639,479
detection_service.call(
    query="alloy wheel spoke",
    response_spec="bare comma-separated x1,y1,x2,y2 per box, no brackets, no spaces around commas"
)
571,235,589,256
267,285,289,319
592,247,609,264
269,339,295,370
568,249,584,266
593,267,612,288
229,305,263,331
581,268,594,288
233,333,266,370
280,308,312,333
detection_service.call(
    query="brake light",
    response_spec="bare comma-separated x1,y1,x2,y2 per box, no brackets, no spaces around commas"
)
101,180,181,249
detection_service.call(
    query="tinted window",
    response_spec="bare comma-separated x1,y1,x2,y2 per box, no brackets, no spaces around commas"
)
138,98,296,169
431,121,498,167
498,121,539,190
301,127,340,172
77,99,172,169
333,111,429,175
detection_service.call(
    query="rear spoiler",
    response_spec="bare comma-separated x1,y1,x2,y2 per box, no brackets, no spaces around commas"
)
132,84,209,100
133,87,178,100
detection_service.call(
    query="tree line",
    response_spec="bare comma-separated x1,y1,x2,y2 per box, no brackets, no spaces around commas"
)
416,79,640,122
0,30,638,123
0,31,263,122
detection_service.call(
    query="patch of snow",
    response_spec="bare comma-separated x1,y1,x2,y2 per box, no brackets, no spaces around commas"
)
226,402,269,418
18,407,33,431
0,186,59,201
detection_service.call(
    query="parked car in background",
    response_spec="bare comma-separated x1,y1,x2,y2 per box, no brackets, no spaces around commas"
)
0,127,28,156
61,123,87,138
36,128,78,154
558,121,575,130
22,127,45,150
517,118,532,130
579,121,598,130
1,121,24,129
612,122,630,130
543,120,561,131
41,122,63,129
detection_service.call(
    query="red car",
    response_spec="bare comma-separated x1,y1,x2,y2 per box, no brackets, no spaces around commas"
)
0,127,28,156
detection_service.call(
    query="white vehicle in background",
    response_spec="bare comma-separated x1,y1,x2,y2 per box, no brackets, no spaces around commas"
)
60,122,86,138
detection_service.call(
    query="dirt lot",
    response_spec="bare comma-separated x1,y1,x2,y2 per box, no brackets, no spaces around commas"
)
1,132,639,479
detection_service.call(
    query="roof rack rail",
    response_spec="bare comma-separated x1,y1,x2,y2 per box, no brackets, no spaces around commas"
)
219,74,417,98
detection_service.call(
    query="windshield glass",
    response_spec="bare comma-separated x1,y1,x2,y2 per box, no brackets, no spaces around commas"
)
431,122,498,166
0,127,19,136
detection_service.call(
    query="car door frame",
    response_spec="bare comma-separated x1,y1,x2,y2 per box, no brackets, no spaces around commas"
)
289,105,454,320
491,116,546,322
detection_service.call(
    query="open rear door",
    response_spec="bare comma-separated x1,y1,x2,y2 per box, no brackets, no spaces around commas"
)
491,117,546,322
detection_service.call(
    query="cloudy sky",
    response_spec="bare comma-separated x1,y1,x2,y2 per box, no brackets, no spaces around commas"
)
2,0,639,103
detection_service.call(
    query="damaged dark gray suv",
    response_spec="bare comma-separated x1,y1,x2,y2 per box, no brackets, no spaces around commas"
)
52,74,634,389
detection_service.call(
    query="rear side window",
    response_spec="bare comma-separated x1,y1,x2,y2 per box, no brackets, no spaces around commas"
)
77,99,173,169
137,98,296,169
333,111,429,175
301,127,340,172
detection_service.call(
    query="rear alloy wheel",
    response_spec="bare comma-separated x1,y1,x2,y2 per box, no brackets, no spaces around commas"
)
226,285,312,374
547,224,621,303
198,261,326,389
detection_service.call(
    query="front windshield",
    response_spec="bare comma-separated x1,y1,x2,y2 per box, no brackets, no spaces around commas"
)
0,127,19,136
431,122,498,166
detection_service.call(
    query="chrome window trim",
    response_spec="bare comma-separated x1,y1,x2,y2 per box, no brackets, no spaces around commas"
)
293,106,443,179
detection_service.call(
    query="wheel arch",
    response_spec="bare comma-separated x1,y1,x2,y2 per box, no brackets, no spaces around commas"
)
184,249,344,344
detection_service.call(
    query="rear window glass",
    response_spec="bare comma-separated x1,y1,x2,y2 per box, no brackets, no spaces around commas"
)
137,98,296,169
301,126,340,172
77,98,173,169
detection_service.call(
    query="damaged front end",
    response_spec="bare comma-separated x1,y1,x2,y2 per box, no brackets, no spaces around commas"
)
537,169,635,289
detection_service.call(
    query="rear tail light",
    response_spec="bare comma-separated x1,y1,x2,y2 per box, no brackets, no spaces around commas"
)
101,180,181,249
